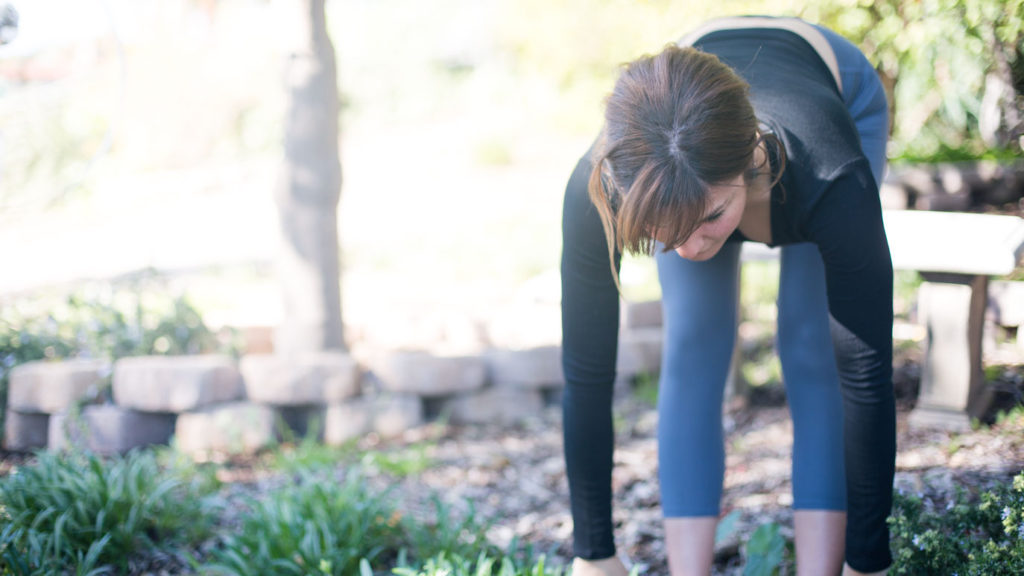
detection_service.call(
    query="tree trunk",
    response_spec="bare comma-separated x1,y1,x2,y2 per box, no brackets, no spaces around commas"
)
274,0,344,354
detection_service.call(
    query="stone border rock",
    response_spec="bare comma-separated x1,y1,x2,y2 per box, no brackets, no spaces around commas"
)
1,320,667,456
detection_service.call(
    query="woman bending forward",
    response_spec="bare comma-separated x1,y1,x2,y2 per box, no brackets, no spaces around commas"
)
560,16,894,576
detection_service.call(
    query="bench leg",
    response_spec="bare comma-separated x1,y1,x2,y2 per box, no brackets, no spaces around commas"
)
908,273,996,431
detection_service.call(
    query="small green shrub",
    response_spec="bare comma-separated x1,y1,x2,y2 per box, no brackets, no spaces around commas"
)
204,471,406,575
263,416,351,473
360,443,435,478
888,472,1024,575
742,522,792,576
0,449,219,574
402,496,498,564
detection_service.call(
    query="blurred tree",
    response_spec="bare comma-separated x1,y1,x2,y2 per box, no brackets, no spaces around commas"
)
275,0,344,353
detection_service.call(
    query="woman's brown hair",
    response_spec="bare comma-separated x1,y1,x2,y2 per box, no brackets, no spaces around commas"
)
588,44,785,282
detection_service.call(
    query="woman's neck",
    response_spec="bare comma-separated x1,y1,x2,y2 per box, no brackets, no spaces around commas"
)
738,143,773,244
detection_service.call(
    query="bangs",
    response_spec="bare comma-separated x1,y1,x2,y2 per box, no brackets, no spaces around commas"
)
615,158,710,256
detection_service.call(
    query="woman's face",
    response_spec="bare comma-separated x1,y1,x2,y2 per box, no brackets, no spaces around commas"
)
654,174,748,261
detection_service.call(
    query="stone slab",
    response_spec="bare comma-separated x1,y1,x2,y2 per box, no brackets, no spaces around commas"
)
883,210,1024,276
3,410,49,451
738,211,1024,277
324,399,372,445
8,359,109,413
240,352,360,406
372,351,485,397
486,346,563,389
113,355,243,413
324,394,424,445
906,406,973,433
622,300,663,330
373,394,424,437
174,402,277,456
443,387,545,426
616,328,663,384
48,406,176,454
323,399,372,444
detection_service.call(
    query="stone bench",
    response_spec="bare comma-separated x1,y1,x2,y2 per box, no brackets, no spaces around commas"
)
741,209,1024,430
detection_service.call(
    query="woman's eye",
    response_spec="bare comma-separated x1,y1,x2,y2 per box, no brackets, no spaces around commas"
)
704,211,724,223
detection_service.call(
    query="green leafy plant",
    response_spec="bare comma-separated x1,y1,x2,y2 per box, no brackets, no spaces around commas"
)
809,0,1024,162
888,472,1024,575
632,371,660,407
205,471,406,575
401,496,499,564
263,415,352,473
392,551,571,576
743,523,791,576
361,443,435,478
0,449,219,574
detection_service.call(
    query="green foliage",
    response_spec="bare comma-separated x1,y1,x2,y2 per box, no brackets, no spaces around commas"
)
205,471,407,575
0,450,219,574
715,510,743,545
993,405,1024,431
360,443,435,478
266,424,436,478
392,552,570,576
888,472,1024,575
263,416,350,474
743,523,790,576
402,496,498,564
631,371,660,407
808,0,1024,161
893,270,923,318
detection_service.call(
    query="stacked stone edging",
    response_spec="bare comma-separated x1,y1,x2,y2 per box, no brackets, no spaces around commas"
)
175,402,277,456
8,358,107,413
2,304,669,456
4,358,109,452
114,355,244,412
372,351,486,397
240,352,360,405
49,406,176,454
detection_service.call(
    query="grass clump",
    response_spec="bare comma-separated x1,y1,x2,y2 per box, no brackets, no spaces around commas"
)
402,496,498,564
392,551,569,576
205,468,502,575
0,449,219,574
204,471,406,575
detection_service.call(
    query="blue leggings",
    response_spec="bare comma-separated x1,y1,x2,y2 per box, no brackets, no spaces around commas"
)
657,28,889,517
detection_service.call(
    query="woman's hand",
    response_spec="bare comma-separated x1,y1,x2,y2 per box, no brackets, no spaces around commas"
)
571,556,629,576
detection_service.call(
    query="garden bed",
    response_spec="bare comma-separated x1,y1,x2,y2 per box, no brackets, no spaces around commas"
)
2,349,1023,575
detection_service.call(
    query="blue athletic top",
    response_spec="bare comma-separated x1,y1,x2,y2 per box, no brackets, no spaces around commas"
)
560,23,894,567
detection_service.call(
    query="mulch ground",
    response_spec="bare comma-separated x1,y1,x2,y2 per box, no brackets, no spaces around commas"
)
2,357,1023,576
355,370,1024,576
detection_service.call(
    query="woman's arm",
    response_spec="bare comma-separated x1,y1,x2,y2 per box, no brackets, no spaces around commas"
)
806,165,896,572
560,151,622,560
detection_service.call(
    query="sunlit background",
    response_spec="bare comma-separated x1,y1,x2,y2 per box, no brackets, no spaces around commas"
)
1,0,1020,355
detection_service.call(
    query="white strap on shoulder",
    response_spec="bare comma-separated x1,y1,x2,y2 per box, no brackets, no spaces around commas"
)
677,16,842,95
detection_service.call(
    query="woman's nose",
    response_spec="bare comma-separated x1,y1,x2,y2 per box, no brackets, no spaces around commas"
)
674,237,705,260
